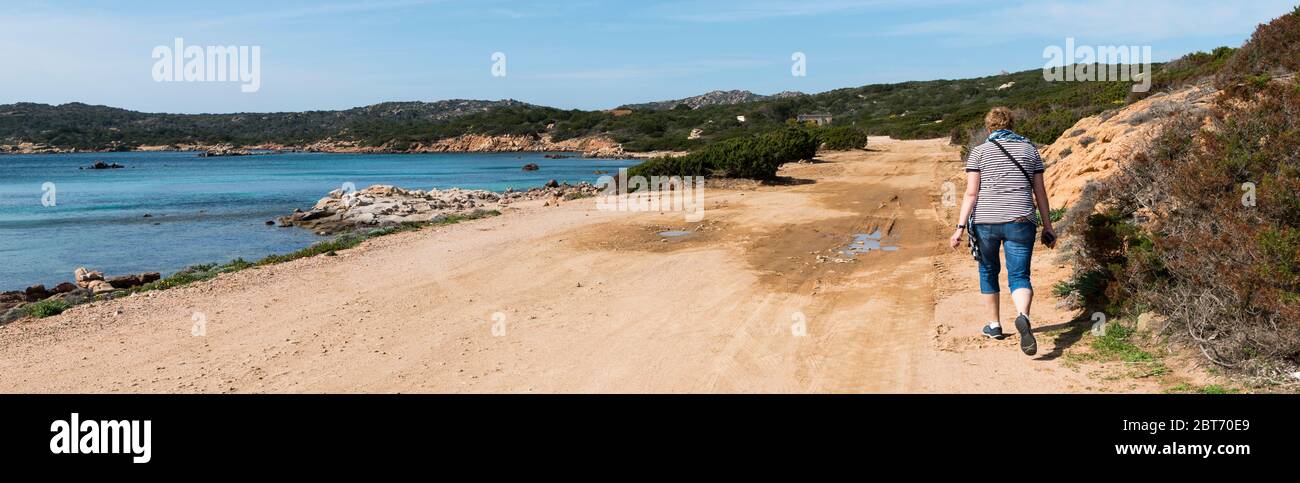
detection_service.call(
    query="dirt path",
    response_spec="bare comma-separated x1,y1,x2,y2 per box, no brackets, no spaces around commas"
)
0,138,1157,393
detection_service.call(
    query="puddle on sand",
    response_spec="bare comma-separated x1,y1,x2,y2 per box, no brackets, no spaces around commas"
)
840,229,900,255
658,230,694,237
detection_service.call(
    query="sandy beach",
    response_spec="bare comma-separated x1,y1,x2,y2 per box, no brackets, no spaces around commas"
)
0,138,1158,393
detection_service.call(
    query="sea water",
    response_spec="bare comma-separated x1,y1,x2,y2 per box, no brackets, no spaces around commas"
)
0,151,636,290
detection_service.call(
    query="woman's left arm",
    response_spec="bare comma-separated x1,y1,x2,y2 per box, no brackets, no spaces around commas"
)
1032,172,1055,238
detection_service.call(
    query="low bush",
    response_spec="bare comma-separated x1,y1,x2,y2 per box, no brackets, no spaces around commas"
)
24,299,71,318
627,128,818,180
1216,6,1300,96
1061,73,1300,380
816,125,870,150
1128,46,1236,103
1057,9,1300,380
626,153,712,178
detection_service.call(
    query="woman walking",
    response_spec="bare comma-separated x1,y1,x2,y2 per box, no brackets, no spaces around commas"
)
949,107,1057,356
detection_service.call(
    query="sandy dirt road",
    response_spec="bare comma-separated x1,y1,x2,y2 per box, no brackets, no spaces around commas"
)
0,138,1156,393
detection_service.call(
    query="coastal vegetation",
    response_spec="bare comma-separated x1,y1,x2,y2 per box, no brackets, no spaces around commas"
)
815,125,871,150
23,299,71,318
627,127,818,180
1057,8,1300,384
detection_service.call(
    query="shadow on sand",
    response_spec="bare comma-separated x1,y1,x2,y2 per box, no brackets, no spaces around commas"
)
763,176,816,186
1033,311,1095,361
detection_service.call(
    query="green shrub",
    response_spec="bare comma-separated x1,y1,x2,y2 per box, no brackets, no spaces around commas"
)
1216,7,1300,96
1064,70,1300,379
1049,207,1067,223
1128,46,1236,103
627,128,817,180
626,154,712,178
24,299,71,318
816,125,870,150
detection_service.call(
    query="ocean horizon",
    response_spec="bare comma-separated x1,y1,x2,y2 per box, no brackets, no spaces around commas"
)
0,150,636,290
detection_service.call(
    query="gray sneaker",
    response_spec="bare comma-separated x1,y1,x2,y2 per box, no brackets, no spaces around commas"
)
1015,314,1037,356
982,324,1005,340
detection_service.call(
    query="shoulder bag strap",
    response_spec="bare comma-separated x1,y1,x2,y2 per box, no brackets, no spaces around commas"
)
989,139,1034,185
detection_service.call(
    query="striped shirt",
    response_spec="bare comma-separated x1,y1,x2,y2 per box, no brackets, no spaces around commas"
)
964,140,1045,225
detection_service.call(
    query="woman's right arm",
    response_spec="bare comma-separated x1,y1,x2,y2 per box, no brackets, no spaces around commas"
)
949,171,980,249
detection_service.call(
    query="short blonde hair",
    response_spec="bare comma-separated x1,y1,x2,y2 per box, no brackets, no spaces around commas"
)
985,107,1014,131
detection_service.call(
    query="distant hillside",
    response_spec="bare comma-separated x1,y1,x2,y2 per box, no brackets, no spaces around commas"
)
621,89,806,111
0,99,532,151
1,65,1150,153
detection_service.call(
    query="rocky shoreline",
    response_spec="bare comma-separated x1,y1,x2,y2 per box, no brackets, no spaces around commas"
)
2,179,607,324
276,181,602,235
1,268,160,324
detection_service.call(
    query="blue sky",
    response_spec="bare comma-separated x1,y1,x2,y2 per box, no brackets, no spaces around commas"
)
1,0,1295,113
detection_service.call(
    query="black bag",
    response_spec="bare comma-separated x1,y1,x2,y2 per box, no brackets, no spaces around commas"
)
989,140,1056,248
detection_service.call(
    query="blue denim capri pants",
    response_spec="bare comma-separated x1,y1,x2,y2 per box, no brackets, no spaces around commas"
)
974,221,1036,294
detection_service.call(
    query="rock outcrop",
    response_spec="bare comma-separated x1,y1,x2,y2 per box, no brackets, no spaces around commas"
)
278,182,602,234
1,268,161,324
621,89,806,111
106,272,161,289
75,267,105,288
198,146,257,157
86,280,116,295
413,134,625,158
0,291,25,314
1041,84,1216,207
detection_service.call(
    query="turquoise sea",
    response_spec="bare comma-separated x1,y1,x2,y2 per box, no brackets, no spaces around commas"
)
0,151,636,290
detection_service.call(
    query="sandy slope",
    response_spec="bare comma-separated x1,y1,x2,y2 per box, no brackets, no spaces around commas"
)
0,138,1156,393
1040,85,1216,207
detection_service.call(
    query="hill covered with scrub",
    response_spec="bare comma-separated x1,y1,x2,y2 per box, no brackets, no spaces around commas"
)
3,62,1145,153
